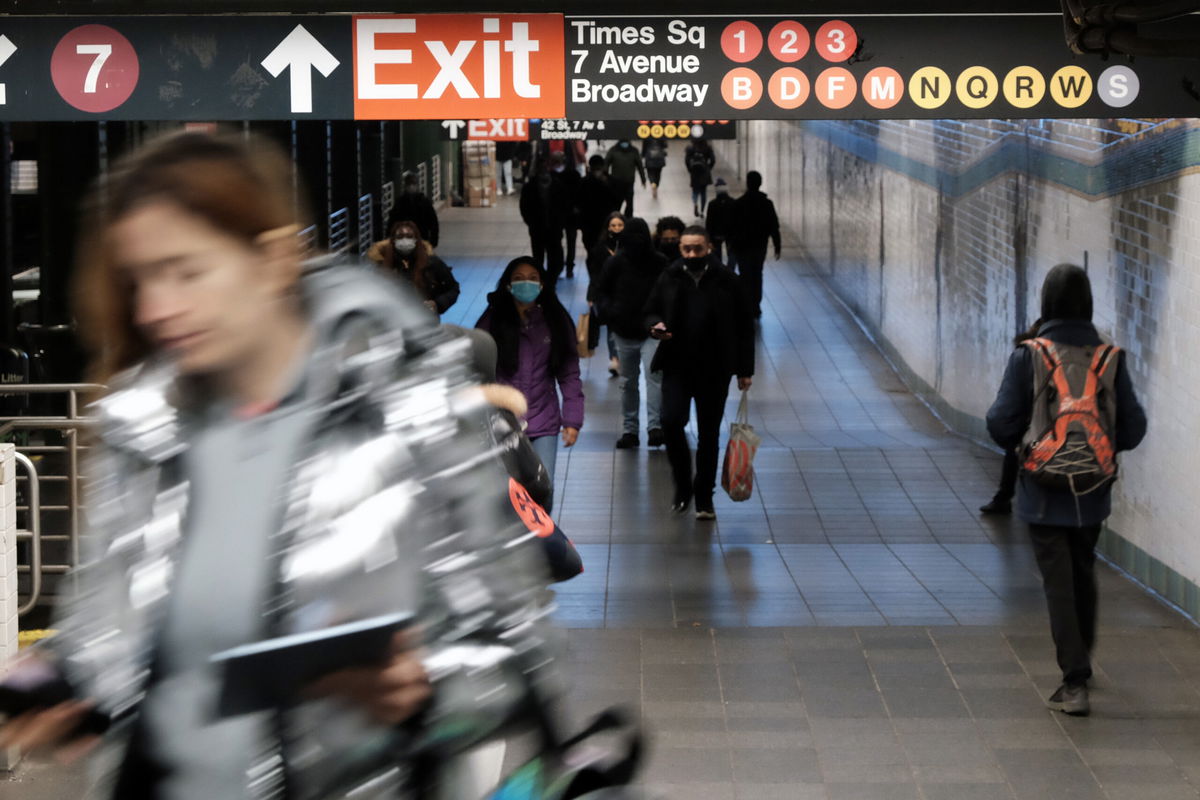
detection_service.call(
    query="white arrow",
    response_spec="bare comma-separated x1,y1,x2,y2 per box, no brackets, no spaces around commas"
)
0,35,16,106
261,24,339,114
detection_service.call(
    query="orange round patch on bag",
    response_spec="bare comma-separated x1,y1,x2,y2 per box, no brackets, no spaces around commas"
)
508,477,555,537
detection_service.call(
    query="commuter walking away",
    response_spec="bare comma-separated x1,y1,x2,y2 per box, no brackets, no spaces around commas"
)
729,171,781,318
593,217,668,449
644,226,754,520
587,212,626,378
654,216,686,264
553,153,583,279
388,171,440,249
0,131,562,799
604,138,647,217
366,219,460,315
705,177,736,266
476,257,584,512
986,264,1146,717
981,317,1044,514
519,153,573,284
685,138,715,217
496,140,518,196
578,154,623,255
642,136,668,200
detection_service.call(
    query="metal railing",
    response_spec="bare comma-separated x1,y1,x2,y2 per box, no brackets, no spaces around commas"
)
297,224,318,254
0,384,104,615
14,452,41,615
431,154,443,203
416,162,429,200
381,180,395,227
328,207,351,255
357,193,374,257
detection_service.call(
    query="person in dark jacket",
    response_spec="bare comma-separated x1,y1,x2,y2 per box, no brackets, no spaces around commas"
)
980,317,1044,515
729,171,782,318
604,139,646,217
519,155,572,284
388,172,440,249
642,137,668,200
587,212,626,377
593,218,668,449
366,219,460,315
553,153,583,279
476,257,585,512
684,138,715,217
705,178,737,266
986,264,1146,717
578,155,622,255
654,216,686,264
644,226,754,520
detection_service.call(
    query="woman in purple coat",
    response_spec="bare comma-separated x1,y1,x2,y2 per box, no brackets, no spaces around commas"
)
476,257,584,512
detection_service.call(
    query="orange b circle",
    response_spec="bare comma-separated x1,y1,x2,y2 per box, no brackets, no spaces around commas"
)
721,68,764,110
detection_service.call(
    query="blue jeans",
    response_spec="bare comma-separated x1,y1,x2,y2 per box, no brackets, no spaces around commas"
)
692,186,708,214
613,334,662,435
530,434,559,513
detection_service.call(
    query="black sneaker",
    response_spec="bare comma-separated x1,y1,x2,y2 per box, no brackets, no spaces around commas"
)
979,497,1012,514
695,505,716,521
647,428,665,447
615,433,639,449
1047,683,1090,716
669,493,691,515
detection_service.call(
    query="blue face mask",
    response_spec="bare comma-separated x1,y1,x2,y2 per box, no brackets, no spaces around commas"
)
510,280,542,304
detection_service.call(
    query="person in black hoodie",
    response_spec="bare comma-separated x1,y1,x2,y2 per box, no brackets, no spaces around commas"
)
520,153,572,284
578,155,622,254
593,218,668,449
705,178,737,267
729,171,781,318
644,225,754,520
587,211,626,377
987,264,1146,717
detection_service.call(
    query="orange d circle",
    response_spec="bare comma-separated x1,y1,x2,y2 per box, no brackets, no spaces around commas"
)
508,478,555,537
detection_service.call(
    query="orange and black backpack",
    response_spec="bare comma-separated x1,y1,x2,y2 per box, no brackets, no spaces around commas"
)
1020,337,1121,495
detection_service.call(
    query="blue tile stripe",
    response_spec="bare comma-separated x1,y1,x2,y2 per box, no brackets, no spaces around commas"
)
803,120,1200,198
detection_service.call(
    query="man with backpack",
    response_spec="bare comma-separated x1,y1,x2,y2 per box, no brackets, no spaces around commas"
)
986,263,1146,717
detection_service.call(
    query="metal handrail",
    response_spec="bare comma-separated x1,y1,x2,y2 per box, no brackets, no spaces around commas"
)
357,193,374,257
14,451,41,616
329,207,351,254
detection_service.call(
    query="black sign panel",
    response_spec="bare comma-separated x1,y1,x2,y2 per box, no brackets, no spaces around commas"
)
0,16,352,121
564,14,1200,119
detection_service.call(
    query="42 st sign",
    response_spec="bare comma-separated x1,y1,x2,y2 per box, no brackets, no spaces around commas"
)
0,15,565,121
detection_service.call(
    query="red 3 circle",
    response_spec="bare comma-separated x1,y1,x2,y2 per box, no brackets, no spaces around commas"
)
815,20,857,63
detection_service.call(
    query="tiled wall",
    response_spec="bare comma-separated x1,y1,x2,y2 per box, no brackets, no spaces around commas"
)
717,118,1200,619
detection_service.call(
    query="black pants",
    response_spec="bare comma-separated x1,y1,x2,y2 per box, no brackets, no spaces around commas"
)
565,224,578,270
1029,523,1102,685
661,370,731,505
647,166,663,185
530,227,565,283
612,179,635,216
997,448,1019,500
733,243,768,316
581,223,602,256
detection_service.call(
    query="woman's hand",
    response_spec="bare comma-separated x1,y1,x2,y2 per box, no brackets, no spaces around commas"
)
562,427,579,447
0,702,100,763
306,631,431,726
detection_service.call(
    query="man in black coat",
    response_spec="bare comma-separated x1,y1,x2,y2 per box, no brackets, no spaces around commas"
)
729,171,781,318
388,172,440,249
578,155,622,254
643,225,754,520
705,178,737,267
519,154,572,283
986,263,1146,717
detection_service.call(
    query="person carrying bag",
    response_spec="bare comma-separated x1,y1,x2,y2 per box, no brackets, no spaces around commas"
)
721,390,761,502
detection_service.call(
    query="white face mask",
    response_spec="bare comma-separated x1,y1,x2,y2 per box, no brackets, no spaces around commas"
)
393,238,418,255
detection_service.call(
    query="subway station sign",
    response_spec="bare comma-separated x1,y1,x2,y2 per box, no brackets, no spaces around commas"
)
0,13,1196,121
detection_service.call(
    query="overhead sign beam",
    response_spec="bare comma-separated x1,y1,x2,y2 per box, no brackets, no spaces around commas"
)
0,13,1197,121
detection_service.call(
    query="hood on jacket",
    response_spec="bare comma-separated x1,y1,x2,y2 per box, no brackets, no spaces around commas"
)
1040,263,1093,323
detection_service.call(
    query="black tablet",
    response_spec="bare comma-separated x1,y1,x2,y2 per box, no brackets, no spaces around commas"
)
210,611,414,718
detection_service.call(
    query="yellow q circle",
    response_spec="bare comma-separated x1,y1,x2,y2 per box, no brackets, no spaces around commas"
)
1003,66,1046,109
1050,66,1092,108
909,66,951,110
956,66,998,109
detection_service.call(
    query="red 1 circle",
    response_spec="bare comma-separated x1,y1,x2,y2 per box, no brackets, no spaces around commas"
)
721,21,764,63
768,21,810,63
815,20,858,63
51,25,139,113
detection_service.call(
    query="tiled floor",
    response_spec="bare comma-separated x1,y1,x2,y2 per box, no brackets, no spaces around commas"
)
438,151,1200,799
6,148,1200,800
